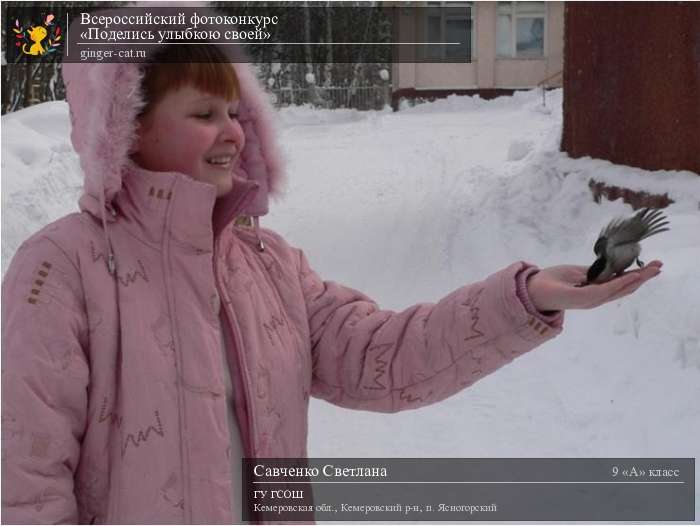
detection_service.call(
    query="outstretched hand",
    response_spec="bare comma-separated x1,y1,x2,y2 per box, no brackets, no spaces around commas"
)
526,260,663,311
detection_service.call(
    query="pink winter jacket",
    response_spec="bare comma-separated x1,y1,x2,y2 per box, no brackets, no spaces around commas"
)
1,13,564,525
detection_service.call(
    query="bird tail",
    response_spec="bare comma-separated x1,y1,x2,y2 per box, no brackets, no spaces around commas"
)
636,208,670,241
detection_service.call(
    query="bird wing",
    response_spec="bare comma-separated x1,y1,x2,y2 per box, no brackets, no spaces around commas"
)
603,208,670,246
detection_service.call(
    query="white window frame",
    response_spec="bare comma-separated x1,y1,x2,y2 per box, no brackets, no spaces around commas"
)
424,2,477,61
496,2,547,59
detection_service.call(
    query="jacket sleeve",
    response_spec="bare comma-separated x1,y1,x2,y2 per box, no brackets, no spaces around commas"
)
2,234,90,524
299,250,564,413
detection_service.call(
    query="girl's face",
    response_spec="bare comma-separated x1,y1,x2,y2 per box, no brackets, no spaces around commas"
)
133,85,245,197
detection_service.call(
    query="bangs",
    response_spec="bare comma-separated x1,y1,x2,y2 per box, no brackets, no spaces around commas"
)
139,44,240,114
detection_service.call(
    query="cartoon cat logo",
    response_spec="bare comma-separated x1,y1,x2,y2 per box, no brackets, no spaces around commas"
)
12,13,62,58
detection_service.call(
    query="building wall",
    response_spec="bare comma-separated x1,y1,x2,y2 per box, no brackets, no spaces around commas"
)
393,2,564,91
491,2,563,88
561,3,700,174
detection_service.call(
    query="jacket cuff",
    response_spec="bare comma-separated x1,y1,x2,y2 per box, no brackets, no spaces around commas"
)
515,265,564,325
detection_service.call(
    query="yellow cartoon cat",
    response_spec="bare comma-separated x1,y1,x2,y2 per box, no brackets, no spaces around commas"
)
23,26,48,56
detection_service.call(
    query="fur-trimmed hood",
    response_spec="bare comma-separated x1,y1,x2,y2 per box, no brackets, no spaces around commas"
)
61,4,285,227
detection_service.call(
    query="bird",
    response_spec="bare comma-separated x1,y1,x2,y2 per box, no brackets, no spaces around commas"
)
583,208,670,285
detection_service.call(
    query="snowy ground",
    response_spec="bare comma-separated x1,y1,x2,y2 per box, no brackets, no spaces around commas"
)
2,89,699,520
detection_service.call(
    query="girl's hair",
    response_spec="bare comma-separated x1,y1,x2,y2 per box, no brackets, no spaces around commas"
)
138,43,240,118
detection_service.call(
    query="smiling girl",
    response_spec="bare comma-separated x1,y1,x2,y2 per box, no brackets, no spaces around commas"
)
1,22,661,526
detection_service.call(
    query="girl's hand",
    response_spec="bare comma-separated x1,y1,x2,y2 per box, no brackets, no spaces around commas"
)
526,260,663,311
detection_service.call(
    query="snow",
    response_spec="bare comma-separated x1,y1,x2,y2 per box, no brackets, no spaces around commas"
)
2,88,699,518
2,101,83,272
506,139,534,161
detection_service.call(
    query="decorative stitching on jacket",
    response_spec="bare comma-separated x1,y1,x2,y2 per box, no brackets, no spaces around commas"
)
21,486,58,513
263,315,286,345
121,411,164,458
85,299,104,334
247,244,294,343
442,332,458,364
51,340,83,371
161,472,185,510
89,241,107,265
151,312,176,365
527,316,549,335
260,252,284,281
1,413,22,442
27,261,51,304
462,287,485,342
115,260,149,287
148,187,172,200
398,387,433,405
98,396,123,428
90,241,149,287
256,363,271,399
314,315,558,396
362,343,392,390
162,494,184,510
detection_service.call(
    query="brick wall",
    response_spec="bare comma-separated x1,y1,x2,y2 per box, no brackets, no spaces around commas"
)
561,3,700,175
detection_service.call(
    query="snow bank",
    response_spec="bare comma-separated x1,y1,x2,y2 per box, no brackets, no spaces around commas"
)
2,87,698,517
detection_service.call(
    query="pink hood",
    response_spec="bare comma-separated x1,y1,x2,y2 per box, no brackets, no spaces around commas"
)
62,5,285,228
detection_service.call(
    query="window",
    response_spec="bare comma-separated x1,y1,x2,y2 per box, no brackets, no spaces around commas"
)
423,2,474,61
497,2,545,58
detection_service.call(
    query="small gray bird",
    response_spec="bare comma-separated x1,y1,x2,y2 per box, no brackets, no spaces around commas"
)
583,208,670,285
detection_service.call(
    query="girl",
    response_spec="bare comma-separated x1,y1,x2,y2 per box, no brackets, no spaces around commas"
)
1,18,661,526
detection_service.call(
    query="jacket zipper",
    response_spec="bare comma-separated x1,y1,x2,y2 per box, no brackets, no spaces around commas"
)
159,183,194,524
